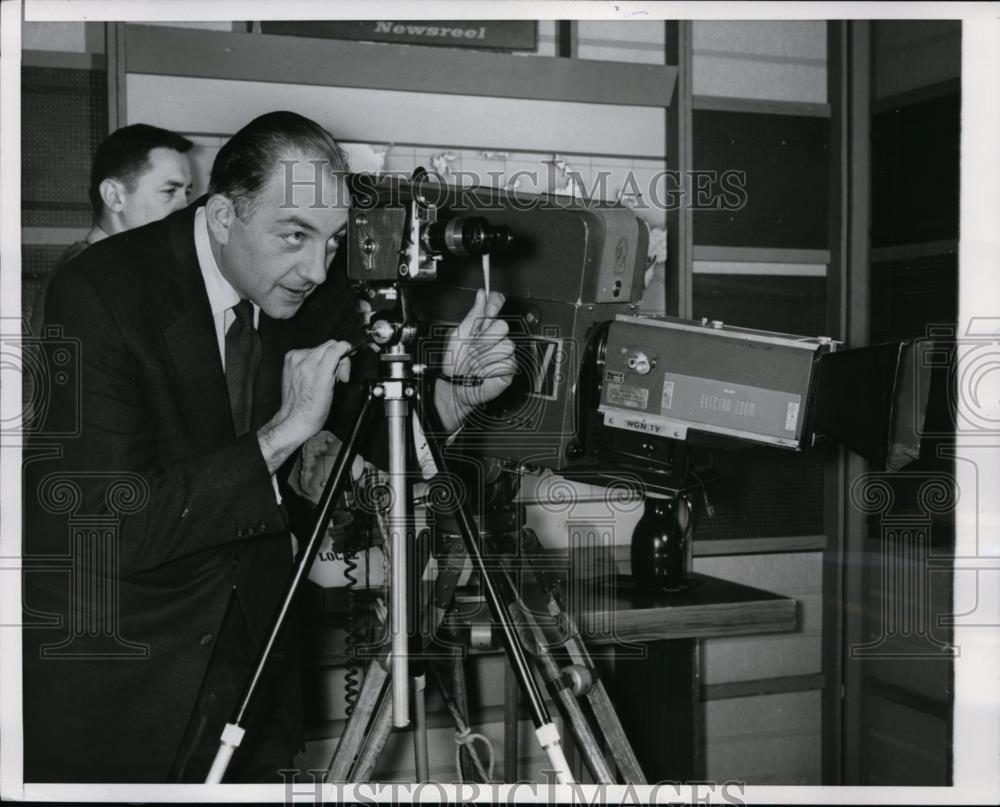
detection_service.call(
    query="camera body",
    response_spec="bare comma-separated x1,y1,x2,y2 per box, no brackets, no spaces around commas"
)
346,177,648,468
599,315,835,450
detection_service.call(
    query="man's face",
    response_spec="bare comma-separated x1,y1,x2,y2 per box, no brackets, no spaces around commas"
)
119,147,193,230
218,152,349,319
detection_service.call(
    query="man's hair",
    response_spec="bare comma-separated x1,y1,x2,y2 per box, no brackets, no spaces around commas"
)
88,123,193,215
208,111,349,220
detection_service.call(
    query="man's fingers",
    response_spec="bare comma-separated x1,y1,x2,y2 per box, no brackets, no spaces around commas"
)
482,354,517,377
460,319,510,357
286,348,308,370
457,351,517,380
316,339,353,378
492,338,515,359
483,291,506,320
478,317,509,340
458,289,487,334
473,338,516,363
337,358,351,384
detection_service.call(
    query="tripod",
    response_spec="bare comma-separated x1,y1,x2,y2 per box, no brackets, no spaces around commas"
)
326,498,647,784
205,312,574,784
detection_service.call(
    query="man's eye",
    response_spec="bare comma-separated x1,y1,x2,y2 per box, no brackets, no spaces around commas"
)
283,232,306,247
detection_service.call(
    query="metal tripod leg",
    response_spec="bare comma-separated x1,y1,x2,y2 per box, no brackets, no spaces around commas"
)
334,393,584,784
204,393,378,783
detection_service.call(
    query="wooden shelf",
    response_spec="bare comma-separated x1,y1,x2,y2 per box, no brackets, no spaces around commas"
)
580,573,798,643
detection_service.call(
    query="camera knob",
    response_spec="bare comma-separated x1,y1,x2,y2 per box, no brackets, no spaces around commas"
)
625,350,653,375
369,318,397,345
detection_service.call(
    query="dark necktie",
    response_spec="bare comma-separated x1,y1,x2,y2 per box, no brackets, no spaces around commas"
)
225,300,261,437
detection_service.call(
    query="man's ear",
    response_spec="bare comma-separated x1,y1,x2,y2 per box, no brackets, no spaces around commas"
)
99,178,125,213
205,194,235,245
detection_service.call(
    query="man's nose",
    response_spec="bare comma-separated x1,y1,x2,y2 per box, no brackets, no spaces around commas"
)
299,248,328,286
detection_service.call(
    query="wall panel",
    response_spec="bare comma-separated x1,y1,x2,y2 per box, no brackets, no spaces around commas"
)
872,21,960,100
126,74,666,158
692,21,827,103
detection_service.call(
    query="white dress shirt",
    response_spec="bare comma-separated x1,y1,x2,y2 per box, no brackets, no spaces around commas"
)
193,207,260,362
192,207,282,503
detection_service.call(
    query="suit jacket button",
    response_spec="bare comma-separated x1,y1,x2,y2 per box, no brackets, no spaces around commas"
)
246,526,255,536
258,522,266,531
236,529,244,538
199,633,213,646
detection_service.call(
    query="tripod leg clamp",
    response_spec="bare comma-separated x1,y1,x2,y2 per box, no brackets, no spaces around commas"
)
220,723,246,747
534,722,574,784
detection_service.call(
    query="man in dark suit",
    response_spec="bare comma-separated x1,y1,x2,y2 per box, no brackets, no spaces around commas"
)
30,123,194,336
22,111,513,783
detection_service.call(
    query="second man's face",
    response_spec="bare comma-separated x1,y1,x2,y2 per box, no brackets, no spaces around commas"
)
219,153,349,320
121,146,194,229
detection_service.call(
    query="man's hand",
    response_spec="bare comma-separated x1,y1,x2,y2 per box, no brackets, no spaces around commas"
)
434,289,515,432
258,339,353,474
292,430,368,503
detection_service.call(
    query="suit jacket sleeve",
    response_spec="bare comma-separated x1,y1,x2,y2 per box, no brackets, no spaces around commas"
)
41,266,287,575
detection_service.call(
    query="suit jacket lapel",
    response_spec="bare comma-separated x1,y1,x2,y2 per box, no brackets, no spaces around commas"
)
161,202,236,446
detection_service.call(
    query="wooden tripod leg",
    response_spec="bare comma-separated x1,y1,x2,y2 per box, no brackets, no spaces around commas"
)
350,690,395,781
533,595,645,784
503,659,519,781
428,660,494,782
325,527,454,784
516,528,647,784
540,604,646,783
519,601,615,783
326,660,390,781
585,679,646,784
450,649,476,782
488,555,612,782
325,540,469,783
539,601,647,783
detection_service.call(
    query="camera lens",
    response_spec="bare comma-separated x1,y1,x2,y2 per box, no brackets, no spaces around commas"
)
425,217,513,257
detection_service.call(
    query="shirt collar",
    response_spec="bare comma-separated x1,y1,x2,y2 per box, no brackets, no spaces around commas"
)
194,206,241,317
85,224,109,245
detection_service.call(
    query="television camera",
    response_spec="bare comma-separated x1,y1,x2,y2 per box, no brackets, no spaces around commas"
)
344,173,933,591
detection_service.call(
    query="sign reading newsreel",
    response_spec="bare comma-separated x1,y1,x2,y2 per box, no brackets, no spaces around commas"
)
260,21,539,52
